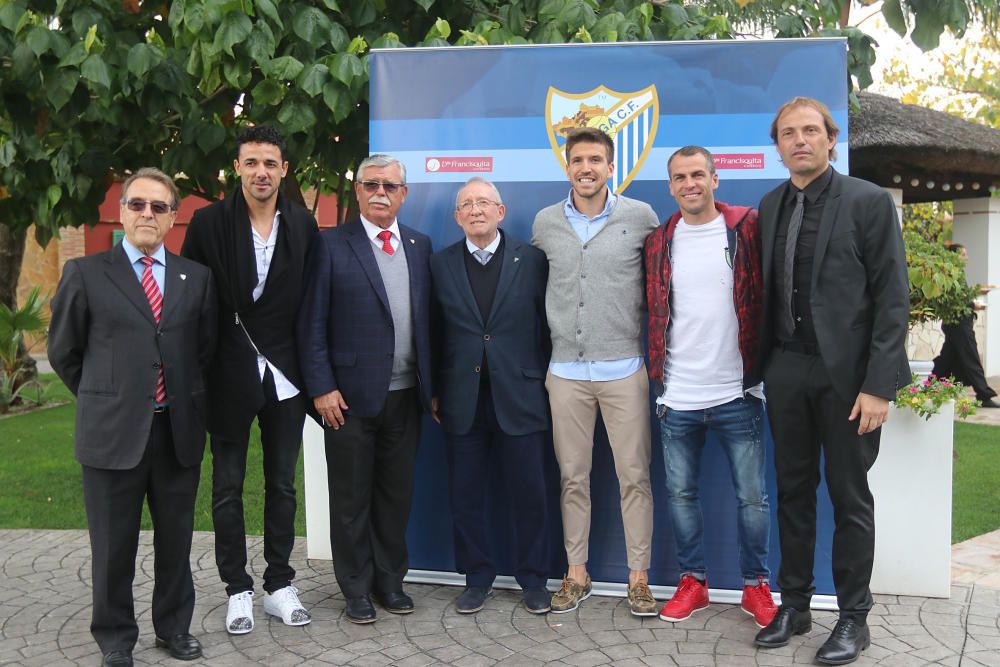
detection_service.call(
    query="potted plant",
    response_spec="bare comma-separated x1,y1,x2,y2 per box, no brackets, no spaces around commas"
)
0,286,49,414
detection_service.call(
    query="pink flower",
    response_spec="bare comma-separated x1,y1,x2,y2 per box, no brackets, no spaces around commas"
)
923,380,931,386
910,387,920,393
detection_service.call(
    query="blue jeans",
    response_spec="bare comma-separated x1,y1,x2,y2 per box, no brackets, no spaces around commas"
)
659,395,770,585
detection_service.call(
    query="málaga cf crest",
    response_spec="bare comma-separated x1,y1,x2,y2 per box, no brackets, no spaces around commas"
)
546,84,659,195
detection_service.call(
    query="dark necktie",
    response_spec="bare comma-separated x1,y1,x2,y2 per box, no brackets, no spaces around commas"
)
140,256,167,405
377,230,394,255
782,191,805,335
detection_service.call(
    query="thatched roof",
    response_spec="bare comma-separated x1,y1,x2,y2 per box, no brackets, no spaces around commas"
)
849,91,1000,203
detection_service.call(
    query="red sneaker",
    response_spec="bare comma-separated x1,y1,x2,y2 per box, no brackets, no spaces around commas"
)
658,574,709,622
741,577,778,628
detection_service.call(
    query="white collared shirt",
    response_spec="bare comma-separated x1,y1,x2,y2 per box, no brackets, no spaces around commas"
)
361,215,402,253
465,229,502,262
249,210,299,401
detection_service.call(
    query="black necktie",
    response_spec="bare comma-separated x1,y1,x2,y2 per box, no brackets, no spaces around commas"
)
782,191,805,335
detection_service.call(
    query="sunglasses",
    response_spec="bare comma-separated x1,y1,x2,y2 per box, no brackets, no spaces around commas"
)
125,199,175,215
358,180,404,195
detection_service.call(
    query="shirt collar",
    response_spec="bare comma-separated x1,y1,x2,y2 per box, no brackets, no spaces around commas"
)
465,228,503,256
121,237,167,267
251,210,281,243
790,165,834,205
360,215,401,242
564,187,617,221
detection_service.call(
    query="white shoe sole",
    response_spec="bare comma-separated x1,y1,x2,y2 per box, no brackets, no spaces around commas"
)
549,589,592,614
263,606,312,626
741,604,773,628
659,602,709,622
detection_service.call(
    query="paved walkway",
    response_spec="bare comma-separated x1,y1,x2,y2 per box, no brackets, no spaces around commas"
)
1,530,998,666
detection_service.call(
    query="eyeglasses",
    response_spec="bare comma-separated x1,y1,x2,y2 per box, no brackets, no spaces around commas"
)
358,180,405,195
124,199,175,215
457,199,499,212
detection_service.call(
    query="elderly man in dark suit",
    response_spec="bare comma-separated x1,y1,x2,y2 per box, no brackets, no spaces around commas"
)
182,126,318,635
298,154,433,624
430,177,551,615
753,97,910,666
49,168,216,667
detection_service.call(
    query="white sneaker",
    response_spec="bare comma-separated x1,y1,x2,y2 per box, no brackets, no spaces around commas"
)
262,585,311,626
226,591,254,635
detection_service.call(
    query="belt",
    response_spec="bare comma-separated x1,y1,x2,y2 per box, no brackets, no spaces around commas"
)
153,406,169,414
777,340,819,356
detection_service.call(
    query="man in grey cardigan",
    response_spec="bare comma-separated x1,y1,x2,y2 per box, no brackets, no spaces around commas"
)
532,127,660,616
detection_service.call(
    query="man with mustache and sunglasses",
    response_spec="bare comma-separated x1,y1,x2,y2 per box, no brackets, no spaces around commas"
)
298,154,433,624
182,126,318,636
49,168,216,667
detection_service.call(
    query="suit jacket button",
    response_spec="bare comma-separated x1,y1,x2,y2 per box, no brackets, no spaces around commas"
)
483,334,491,341
153,362,161,369
475,366,481,373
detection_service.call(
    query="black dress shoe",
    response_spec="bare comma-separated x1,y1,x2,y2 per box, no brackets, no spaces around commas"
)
522,588,552,614
101,650,133,667
980,398,1000,408
754,606,812,647
345,595,377,624
816,618,870,665
456,586,492,614
154,633,202,661
373,590,414,614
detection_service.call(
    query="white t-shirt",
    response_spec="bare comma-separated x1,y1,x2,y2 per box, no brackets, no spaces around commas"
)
658,214,763,410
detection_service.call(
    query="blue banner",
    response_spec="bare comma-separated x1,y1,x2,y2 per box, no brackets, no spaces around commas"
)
371,39,847,596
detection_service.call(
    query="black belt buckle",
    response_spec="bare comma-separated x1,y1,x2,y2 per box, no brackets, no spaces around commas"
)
153,406,168,414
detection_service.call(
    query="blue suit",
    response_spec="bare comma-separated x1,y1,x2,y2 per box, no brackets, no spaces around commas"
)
298,218,432,598
430,233,550,590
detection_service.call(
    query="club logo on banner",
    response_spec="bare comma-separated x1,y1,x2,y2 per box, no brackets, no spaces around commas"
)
545,84,659,194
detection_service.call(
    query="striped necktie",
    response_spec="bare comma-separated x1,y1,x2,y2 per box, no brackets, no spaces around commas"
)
140,256,167,405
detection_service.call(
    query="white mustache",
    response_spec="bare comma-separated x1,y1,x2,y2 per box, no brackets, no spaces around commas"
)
368,195,391,206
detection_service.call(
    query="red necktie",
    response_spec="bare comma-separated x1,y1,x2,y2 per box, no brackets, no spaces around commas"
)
140,256,167,405
377,230,395,256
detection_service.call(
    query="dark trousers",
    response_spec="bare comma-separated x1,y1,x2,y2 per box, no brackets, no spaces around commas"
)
82,412,200,653
933,314,996,401
445,383,548,590
324,388,421,598
763,348,880,621
211,371,307,596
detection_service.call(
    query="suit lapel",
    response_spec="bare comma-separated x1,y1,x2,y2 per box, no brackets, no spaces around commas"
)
486,237,521,328
761,182,787,294
345,221,391,313
105,244,156,326
445,242,483,327
811,172,843,290
159,253,188,327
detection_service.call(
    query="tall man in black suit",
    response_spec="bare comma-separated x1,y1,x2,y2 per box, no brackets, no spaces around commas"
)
49,168,216,667
298,154,433,624
182,126,317,635
430,177,552,615
753,97,910,666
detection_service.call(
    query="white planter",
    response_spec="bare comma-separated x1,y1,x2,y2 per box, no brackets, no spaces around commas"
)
869,401,954,598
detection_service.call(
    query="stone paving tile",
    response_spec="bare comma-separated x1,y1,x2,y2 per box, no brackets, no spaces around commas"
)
2,529,1000,666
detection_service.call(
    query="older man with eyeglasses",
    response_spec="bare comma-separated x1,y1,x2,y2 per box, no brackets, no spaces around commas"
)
298,154,434,624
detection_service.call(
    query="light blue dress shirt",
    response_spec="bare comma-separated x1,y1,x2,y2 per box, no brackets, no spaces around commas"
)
549,189,644,382
122,238,166,295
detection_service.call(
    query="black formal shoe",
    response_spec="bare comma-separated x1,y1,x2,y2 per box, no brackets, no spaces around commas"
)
979,398,1000,408
522,588,552,614
154,633,202,661
754,606,812,648
373,590,414,614
816,618,870,665
455,586,492,614
101,650,133,667
345,595,377,624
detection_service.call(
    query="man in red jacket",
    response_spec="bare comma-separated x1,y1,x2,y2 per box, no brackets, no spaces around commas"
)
644,146,775,628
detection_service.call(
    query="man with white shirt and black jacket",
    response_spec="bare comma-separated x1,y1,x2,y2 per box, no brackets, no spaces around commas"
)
644,146,775,629
182,126,318,636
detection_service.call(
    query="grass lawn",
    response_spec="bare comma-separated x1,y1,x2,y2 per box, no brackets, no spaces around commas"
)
2,375,998,545
952,421,1000,543
0,375,305,535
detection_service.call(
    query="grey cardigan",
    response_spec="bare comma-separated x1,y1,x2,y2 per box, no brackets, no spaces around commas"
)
531,195,659,363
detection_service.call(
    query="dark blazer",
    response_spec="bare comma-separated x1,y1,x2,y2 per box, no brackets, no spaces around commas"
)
48,243,217,469
297,218,433,417
760,168,910,402
181,189,318,440
430,235,550,436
